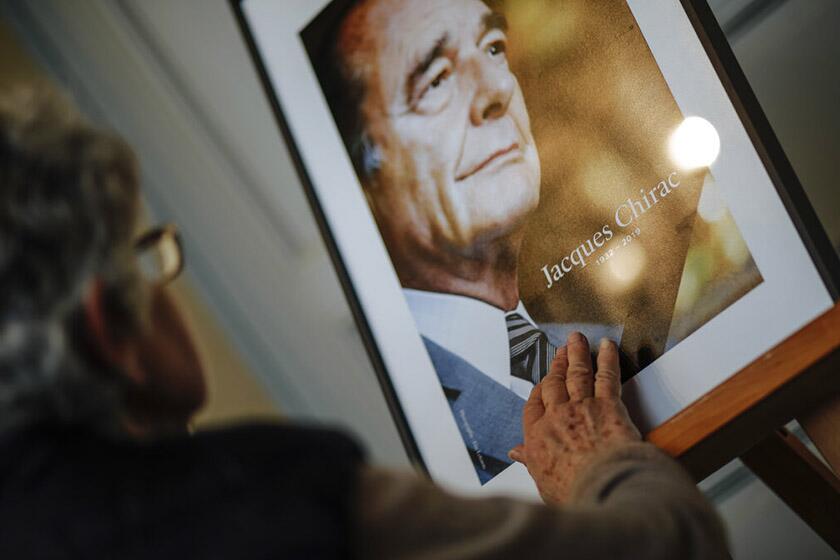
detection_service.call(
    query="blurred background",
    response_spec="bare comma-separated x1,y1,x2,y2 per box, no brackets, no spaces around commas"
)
0,0,837,558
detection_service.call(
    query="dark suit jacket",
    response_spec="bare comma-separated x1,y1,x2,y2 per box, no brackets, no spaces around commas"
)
0,423,362,559
423,338,525,484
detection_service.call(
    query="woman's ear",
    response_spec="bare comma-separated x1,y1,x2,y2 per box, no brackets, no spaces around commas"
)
83,279,145,385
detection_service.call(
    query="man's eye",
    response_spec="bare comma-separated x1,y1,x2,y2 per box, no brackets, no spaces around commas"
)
429,70,448,90
410,58,453,112
487,40,507,57
419,69,450,101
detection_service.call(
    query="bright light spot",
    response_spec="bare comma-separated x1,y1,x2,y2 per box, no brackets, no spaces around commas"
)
669,116,721,171
605,243,646,291
697,175,727,223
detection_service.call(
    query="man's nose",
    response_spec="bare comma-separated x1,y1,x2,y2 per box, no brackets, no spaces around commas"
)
469,57,515,126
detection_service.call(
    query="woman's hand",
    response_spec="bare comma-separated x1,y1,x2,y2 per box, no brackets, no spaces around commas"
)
509,332,641,505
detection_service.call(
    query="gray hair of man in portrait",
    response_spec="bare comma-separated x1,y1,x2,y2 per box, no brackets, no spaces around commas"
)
0,88,146,436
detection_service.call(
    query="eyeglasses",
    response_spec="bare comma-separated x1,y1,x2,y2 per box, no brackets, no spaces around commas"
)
134,225,184,286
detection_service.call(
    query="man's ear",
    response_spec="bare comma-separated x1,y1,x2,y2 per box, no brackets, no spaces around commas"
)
83,279,145,385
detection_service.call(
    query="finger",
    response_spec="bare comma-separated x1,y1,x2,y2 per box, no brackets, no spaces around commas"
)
594,338,622,399
565,331,594,401
508,444,527,465
522,383,545,431
540,345,569,408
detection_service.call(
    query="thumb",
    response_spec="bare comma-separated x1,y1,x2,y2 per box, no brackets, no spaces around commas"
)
508,444,527,465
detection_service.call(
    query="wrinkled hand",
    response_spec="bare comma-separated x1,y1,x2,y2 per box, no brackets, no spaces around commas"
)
509,332,641,505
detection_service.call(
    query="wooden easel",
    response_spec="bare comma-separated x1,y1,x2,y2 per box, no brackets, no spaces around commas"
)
648,303,840,552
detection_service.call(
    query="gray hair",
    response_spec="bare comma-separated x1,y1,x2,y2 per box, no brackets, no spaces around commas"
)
0,88,146,435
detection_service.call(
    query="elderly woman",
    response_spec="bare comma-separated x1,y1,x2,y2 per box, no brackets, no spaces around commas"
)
0,89,727,559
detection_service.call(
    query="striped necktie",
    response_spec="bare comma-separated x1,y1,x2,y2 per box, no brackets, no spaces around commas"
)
506,312,557,385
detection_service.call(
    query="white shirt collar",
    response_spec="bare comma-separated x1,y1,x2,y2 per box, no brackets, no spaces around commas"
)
404,289,537,399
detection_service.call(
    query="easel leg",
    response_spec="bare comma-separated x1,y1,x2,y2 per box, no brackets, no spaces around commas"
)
799,393,840,475
740,428,840,554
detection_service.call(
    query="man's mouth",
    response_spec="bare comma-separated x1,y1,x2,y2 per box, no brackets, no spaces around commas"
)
456,143,521,181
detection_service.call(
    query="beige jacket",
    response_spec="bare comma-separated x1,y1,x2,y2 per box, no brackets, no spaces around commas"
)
355,442,729,559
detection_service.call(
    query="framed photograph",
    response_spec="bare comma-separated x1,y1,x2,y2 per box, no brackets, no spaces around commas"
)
232,0,840,495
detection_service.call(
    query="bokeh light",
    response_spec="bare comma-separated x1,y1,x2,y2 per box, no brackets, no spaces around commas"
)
604,243,646,292
579,150,633,211
669,116,721,170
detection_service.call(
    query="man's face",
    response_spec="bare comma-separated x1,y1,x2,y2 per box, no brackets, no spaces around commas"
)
342,0,540,256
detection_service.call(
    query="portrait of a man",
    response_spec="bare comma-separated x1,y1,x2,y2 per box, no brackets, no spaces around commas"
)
304,0,763,483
